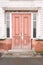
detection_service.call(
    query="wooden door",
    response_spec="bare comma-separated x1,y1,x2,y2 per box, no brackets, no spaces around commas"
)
22,14,31,49
12,14,31,49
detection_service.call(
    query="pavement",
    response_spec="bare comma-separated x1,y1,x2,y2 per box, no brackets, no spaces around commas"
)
0,50,43,65
0,57,43,65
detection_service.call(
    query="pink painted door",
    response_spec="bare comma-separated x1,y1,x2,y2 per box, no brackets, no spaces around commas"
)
12,14,31,49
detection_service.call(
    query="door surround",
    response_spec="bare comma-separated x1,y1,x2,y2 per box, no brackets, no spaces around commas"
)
6,10,37,50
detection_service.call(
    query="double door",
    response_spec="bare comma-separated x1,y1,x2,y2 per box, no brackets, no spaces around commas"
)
12,13,31,49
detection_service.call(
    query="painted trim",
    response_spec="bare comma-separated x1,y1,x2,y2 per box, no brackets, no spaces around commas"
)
10,13,12,38
36,10,40,39
30,13,32,49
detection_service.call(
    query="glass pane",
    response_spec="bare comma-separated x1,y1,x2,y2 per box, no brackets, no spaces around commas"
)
33,21,36,38
33,21,36,28
33,28,36,38
6,13,10,21
33,13,36,38
5,12,10,38
33,14,36,20
7,28,10,37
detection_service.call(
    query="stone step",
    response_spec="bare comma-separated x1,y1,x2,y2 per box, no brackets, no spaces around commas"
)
2,50,36,57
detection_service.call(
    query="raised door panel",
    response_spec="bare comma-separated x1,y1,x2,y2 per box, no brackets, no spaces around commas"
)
23,14,31,36
12,14,21,36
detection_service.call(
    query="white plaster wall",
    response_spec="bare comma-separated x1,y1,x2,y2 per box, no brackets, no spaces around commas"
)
0,8,6,39
0,1,43,8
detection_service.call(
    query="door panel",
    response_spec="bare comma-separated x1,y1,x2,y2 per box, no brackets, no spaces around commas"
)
23,14,31,36
22,36,31,49
12,14,21,36
12,14,31,49
12,14,21,49
13,36,21,48
23,16,28,35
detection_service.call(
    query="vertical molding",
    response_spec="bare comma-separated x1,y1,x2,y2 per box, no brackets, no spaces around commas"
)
39,8,43,39
36,10,40,38
31,12,33,39
10,13,12,38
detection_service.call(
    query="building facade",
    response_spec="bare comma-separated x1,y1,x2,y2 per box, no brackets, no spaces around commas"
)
0,0,43,52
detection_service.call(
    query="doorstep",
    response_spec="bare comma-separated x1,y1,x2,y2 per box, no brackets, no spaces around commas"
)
1,49,43,58
1,49,37,57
